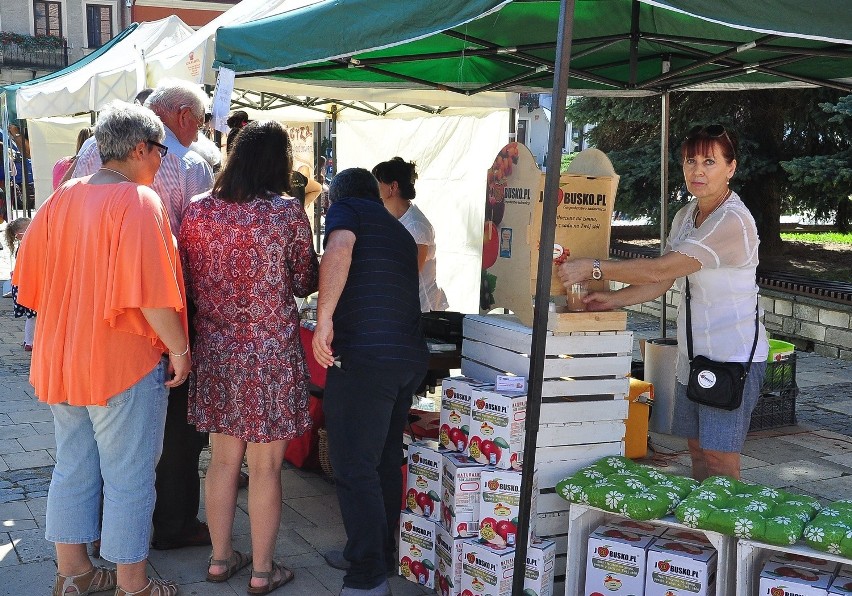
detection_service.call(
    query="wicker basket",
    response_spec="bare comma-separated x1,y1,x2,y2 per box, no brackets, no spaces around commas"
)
317,427,335,479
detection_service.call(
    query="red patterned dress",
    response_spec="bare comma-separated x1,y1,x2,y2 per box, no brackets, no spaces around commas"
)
179,191,319,443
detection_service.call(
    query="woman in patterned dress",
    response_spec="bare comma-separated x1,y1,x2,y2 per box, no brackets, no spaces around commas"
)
179,121,319,595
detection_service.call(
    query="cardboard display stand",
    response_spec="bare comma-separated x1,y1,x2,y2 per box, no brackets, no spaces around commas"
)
481,145,620,327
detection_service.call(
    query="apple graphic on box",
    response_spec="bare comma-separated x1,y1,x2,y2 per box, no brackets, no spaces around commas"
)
482,221,499,269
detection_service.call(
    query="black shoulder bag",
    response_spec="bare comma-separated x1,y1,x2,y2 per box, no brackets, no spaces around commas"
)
685,278,760,410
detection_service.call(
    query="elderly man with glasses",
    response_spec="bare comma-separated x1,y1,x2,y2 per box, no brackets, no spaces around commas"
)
70,79,216,551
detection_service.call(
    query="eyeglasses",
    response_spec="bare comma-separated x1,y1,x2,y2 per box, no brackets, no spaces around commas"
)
180,105,205,130
147,139,169,158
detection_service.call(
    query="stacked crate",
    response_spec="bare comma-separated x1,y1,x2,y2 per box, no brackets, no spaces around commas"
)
461,313,633,582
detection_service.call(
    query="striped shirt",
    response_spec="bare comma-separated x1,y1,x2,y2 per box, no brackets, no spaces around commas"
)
72,128,214,230
324,196,429,372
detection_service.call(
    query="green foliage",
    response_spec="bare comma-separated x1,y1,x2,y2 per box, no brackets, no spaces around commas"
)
0,32,64,51
560,152,577,171
780,232,852,245
565,90,852,244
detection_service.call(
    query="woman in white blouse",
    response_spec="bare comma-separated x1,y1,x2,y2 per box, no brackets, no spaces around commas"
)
373,157,448,312
558,125,768,481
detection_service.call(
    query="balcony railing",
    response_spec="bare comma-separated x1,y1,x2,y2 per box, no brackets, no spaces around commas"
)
0,33,68,70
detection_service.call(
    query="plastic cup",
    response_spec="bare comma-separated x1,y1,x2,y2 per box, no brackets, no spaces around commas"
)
567,282,588,311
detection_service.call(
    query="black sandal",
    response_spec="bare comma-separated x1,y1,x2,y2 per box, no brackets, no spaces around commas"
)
206,549,252,582
246,561,294,595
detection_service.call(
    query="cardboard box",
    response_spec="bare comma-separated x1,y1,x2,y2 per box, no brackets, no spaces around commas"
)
645,538,717,596
441,453,486,538
440,377,486,452
829,574,852,596
660,527,713,547
435,525,465,596
478,468,537,550
759,560,833,596
406,441,441,522
460,540,515,596
769,552,839,575
609,518,666,538
524,540,556,596
585,524,656,596
469,386,526,469
399,511,437,589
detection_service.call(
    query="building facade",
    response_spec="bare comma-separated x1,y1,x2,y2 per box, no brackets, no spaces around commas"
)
132,0,237,28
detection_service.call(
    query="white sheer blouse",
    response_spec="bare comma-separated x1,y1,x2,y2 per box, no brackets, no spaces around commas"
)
665,191,769,383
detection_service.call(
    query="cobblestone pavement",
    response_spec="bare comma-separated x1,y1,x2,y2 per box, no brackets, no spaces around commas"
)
1,226,851,594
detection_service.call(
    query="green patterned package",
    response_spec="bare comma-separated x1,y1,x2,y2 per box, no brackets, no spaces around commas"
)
674,476,819,545
555,456,696,520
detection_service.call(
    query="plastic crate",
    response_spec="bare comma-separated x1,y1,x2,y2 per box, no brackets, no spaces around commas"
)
762,351,797,393
749,389,797,431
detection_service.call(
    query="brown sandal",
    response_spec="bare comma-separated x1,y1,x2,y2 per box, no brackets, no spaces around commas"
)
114,577,178,596
52,565,116,596
246,561,294,595
207,549,252,582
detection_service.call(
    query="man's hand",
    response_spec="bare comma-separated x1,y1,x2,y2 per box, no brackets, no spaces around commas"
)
312,319,335,368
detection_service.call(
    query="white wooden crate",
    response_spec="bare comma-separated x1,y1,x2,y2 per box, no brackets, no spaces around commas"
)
738,539,852,595
462,314,632,399
564,503,736,596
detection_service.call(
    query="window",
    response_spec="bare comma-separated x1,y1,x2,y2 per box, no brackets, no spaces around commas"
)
86,4,113,48
33,1,62,37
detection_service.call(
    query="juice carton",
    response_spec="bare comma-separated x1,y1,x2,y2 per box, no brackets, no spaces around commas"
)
460,540,515,596
829,573,852,596
585,524,656,596
439,377,485,452
644,538,717,596
478,468,537,550
609,518,666,538
469,386,526,469
406,440,442,522
399,511,437,589
524,540,556,596
435,524,465,596
441,452,486,538
759,560,833,596
769,552,839,575
660,527,712,547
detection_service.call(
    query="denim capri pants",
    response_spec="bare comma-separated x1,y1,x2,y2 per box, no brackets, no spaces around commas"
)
45,359,168,564
670,361,767,453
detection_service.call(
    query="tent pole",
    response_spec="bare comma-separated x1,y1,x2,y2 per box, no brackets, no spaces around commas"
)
1,94,13,224
659,59,670,337
512,0,576,592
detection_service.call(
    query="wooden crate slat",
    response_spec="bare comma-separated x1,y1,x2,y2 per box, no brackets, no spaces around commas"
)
463,339,631,378
537,509,571,537
535,442,624,490
537,420,626,448
461,358,630,398
540,400,628,424
537,491,571,515
464,314,633,355
547,310,628,333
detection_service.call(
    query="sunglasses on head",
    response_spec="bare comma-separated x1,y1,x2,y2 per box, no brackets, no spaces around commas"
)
686,124,728,139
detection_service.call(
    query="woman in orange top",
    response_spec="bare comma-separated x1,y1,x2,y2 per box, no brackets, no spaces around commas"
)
13,101,189,596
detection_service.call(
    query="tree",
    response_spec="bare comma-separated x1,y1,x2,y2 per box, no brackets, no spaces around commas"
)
566,89,849,254
780,95,852,232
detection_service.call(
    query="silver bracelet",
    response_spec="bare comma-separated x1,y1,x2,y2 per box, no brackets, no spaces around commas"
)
169,345,189,357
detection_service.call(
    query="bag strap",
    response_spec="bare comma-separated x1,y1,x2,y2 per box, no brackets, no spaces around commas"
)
685,277,760,375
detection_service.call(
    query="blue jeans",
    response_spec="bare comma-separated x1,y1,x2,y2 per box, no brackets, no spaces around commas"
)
324,360,424,590
46,359,169,564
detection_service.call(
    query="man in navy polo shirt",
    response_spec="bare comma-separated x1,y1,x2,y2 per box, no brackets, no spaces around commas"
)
313,168,429,596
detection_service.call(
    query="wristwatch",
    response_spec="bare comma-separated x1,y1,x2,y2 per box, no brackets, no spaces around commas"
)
592,259,602,280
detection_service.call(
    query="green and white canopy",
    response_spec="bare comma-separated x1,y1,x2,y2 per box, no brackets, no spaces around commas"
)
214,0,852,95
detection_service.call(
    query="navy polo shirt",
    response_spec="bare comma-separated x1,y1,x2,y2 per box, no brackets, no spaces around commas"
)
324,196,429,372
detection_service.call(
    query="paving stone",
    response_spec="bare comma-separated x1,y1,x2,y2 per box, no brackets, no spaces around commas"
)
741,459,847,488
9,527,55,563
777,432,852,455
6,409,53,425
742,436,831,464
801,475,852,501
285,494,343,527
0,438,22,456
16,433,55,451
0,423,37,440
1,451,54,471
29,421,54,435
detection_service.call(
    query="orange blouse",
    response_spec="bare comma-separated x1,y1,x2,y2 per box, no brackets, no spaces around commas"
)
12,178,187,406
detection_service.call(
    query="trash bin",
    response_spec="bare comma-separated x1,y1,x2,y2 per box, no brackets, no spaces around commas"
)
644,337,678,434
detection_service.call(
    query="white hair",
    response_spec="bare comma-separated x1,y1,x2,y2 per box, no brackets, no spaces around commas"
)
145,78,208,121
95,100,164,163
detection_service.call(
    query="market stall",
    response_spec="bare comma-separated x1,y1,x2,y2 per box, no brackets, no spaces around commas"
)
210,1,852,593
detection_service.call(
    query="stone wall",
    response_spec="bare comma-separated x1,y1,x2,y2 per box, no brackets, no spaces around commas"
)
612,282,852,360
